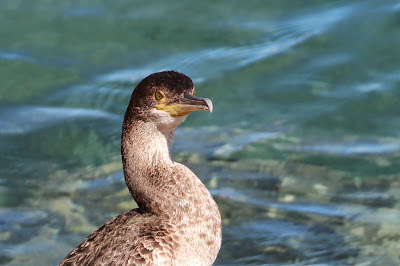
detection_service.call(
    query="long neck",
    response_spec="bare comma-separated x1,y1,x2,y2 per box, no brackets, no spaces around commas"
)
121,119,174,213
121,117,220,218
121,116,222,264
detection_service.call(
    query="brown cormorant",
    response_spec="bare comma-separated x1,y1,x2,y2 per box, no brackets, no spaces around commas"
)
59,71,221,265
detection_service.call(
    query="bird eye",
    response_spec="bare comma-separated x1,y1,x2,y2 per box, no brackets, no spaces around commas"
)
155,91,164,101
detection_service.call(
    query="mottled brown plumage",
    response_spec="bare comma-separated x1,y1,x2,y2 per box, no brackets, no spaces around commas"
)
60,71,221,265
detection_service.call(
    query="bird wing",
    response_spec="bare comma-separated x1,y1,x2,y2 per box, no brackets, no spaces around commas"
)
59,208,173,266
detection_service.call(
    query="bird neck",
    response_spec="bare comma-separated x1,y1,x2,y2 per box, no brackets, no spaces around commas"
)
123,117,201,213
121,117,221,262
123,118,174,166
121,119,172,206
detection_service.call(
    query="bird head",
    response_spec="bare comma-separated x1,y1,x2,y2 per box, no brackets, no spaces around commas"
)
126,71,213,129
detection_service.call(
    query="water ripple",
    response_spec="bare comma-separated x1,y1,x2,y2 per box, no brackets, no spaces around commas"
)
0,106,119,135
0,49,76,68
97,5,355,84
0,51,33,63
294,140,400,155
61,7,105,17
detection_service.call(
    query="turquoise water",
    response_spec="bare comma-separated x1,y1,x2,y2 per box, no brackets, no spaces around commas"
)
1,0,400,265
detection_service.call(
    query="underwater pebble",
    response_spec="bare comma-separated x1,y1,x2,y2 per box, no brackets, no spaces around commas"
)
281,194,296,203
349,226,365,237
44,198,96,234
313,184,328,194
208,176,219,189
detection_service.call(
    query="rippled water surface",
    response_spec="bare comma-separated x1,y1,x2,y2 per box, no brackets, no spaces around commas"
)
1,0,400,265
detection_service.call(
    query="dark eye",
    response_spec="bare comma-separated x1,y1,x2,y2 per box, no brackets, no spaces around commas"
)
155,91,164,101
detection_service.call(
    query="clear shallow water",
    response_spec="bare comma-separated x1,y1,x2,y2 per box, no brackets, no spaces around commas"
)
1,0,400,265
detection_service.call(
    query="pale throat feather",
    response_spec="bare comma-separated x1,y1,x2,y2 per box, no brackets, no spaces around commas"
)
122,109,188,214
